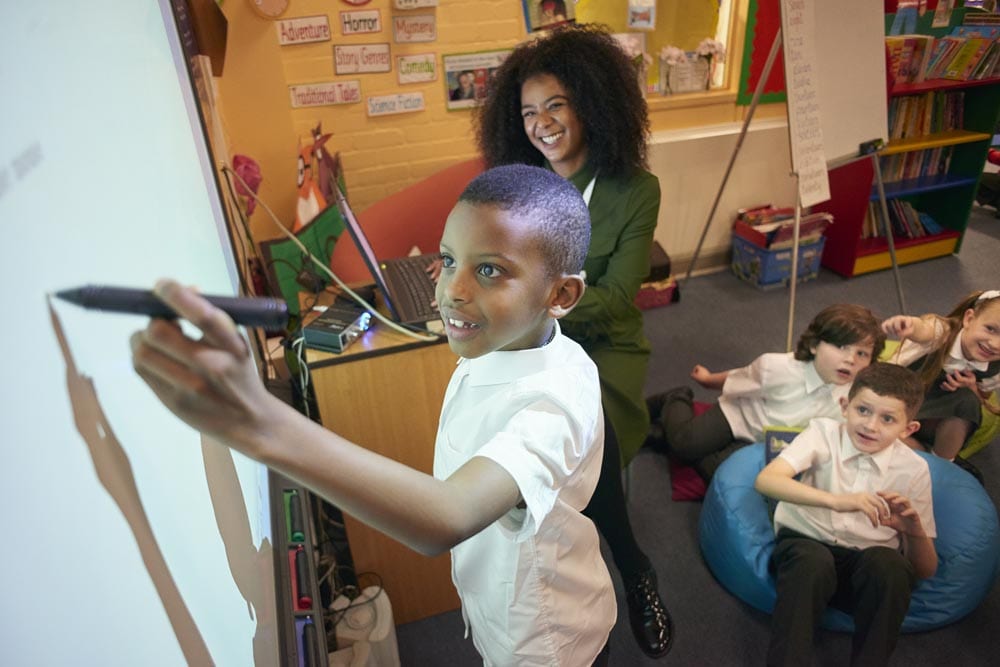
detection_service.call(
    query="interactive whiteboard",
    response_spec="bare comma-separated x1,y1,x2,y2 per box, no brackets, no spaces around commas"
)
0,2,279,665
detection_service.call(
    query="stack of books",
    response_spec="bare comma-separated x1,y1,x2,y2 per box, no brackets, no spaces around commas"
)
732,204,833,250
886,25,1000,85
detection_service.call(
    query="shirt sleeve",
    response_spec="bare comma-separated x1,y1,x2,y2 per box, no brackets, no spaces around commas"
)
561,172,659,332
475,396,595,542
721,353,771,400
979,372,1000,394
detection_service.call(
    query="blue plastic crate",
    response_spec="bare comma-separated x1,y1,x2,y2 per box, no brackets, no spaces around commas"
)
731,235,825,290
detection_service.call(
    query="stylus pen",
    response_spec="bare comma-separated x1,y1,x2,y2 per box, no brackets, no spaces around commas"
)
54,285,289,329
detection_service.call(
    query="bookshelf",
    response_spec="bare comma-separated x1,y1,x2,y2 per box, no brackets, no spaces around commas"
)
816,10,1000,278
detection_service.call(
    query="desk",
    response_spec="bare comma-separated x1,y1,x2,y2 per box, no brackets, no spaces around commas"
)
306,322,460,625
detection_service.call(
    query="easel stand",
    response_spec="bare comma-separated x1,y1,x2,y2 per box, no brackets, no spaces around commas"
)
685,27,908,353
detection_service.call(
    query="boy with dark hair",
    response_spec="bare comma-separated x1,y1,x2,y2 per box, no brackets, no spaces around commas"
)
648,303,886,481
755,363,937,667
131,164,616,666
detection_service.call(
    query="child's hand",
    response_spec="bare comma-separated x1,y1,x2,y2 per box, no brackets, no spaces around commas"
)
940,369,977,392
425,257,443,283
877,491,927,537
690,364,713,387
882,315,917,339
833,492,890,528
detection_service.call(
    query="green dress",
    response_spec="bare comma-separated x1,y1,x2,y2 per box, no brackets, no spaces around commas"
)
558,161,661,467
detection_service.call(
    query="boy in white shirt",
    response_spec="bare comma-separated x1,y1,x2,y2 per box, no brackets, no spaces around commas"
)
755,363,938,667
648,303,885,480
130,165,616,666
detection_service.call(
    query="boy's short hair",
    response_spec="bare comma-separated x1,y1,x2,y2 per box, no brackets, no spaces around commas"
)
848,363,924,419
794,304,886,361
458,164,591,276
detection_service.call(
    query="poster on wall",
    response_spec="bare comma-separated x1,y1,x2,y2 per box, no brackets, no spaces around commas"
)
521,0,575,33
627,1,656,30
442,50,511,110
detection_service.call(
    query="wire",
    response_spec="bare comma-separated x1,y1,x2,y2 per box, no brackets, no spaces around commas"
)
222,163,440,343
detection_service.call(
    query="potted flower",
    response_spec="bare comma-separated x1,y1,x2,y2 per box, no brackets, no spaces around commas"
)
696,38,726,83
617,34,654,94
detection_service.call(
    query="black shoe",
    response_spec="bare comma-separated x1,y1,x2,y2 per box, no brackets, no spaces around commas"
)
955,455,985,486
624,568,674,659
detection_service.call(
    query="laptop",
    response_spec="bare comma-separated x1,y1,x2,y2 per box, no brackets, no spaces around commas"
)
334,187,441,325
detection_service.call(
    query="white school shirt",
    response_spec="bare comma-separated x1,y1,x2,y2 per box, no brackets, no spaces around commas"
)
719,352,850,442
432,325,616,667
774,418,936,550
891,318,1000,393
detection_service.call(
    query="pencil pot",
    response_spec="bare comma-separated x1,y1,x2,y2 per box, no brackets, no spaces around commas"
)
730,235,825,290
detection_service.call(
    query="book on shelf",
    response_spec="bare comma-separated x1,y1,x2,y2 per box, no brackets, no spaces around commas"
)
886,34,935,84
943,37,992,79
887,91,964,140
864,200,942,241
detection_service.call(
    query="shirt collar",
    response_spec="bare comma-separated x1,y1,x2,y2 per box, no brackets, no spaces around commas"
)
838,424,896,473
463,322,563,387
803,359,828,394
949,328,988,371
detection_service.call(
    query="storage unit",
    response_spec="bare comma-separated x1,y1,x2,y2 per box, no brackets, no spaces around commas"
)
815,13,1000,278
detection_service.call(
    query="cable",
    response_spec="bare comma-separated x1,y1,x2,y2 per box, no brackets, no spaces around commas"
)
222,164,440,343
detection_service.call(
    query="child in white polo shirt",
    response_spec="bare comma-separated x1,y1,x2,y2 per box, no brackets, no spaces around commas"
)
755,363,937,667
647,303,886,481
130,165,616,666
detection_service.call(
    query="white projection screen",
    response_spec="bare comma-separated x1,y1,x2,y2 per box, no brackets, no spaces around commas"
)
0,2,280,665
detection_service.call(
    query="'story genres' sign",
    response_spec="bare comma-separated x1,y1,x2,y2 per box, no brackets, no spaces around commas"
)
289,81,362,107
334,43,392,74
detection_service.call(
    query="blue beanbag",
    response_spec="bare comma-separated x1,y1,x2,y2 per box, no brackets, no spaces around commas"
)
698,443,1000,632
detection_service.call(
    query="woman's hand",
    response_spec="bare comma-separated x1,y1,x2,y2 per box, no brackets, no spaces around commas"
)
130,280,279,453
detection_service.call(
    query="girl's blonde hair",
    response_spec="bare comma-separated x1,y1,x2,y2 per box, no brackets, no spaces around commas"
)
909,290,1000,415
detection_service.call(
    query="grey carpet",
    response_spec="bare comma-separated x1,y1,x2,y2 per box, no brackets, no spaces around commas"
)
394,206,1000,665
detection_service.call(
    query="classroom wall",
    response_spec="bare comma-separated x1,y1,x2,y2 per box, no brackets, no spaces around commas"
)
214,0,790,268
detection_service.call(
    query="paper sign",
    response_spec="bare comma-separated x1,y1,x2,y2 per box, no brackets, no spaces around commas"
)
289,81,362,107
780,0,830,207
276,16,331,45
397,53,437,84
393,14,436,42
367,92,425,116
334,43,392,74
340,10,381,35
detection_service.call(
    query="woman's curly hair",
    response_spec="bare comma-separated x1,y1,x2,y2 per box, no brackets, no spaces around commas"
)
475,24,650,179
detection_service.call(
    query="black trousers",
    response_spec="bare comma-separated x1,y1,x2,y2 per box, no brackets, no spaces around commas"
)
582,410,651,584
662,400,747,481
768,529,916,667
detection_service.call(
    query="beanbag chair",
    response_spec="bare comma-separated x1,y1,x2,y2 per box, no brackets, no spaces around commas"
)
698,443,1000,632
